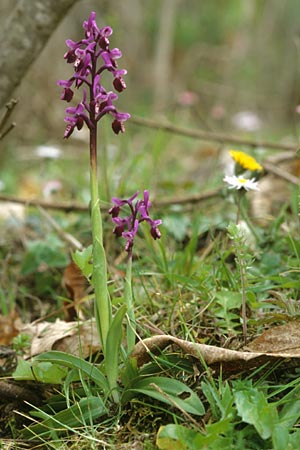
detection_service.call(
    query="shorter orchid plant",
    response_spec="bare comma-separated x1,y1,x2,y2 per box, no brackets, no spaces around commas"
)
109,190,162,353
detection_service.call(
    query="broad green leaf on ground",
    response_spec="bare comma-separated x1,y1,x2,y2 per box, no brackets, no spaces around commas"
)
125,376,205,416
21,236,69,275
34,351,109,392
214,290,242,311
162,215,191,241
234,386,278,439
13,358,67,384
156,419,233,450
156,424,200,450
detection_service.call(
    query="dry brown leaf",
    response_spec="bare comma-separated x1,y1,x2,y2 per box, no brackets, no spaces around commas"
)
0,311,22,345
21,319,101,359
131,331,300,373
246,321,300,354
62,260,88,321
19,318,300,374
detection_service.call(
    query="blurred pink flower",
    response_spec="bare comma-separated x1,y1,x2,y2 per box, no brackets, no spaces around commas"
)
177,90,199,107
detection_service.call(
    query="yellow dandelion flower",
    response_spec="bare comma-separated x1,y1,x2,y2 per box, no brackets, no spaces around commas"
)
229,150,263,172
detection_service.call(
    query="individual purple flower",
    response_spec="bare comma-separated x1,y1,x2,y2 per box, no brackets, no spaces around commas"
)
63,99,91,138
58,11,130,138
109,191,162,254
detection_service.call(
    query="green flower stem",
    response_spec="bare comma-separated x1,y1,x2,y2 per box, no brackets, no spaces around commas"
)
238,250,248,344
239,194,262,244
90,125,111,357
124,254,136,354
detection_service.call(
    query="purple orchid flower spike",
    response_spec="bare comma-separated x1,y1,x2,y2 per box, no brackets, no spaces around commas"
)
109,190,162,254
58,11,130,137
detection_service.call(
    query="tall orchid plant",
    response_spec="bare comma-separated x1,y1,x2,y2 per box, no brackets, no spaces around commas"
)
58,12,130,359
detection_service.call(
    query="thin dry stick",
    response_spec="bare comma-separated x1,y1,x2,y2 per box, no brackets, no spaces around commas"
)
0,99,18,140
31,294,94,325
149,382,202,429
0,99,17,129
0,194,89,212
0,122,16,140
37,205,83,250
263,161,299,185
130,115,300,152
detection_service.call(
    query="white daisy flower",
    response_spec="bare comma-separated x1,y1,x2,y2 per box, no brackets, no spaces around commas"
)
224,175,259,191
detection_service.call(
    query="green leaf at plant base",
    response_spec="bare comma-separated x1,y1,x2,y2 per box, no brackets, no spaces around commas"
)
121,356,139,388
13,358,68,384
23,396,106,439
105,303,127,401
72,245,93,279
34,351,109,392
234,387,278,439
125,376,205,416
271,425,289,450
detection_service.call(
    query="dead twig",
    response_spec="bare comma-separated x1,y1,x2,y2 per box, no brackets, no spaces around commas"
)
130,115,300,152
37,205,83,250
0,194,89,212
0,99,18,140
263,161,299,185
149,382,202,429
0,190,222,213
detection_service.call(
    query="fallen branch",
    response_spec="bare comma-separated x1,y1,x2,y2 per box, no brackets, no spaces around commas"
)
130,116,300,152
37,206,83,250
263,161,299,185
0,194,88,212
0,189,223,213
